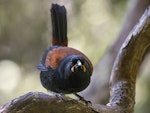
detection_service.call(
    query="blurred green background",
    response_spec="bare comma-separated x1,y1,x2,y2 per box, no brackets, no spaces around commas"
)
0,0,150,113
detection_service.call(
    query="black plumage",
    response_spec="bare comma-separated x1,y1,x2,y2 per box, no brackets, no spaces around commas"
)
37,4,93,96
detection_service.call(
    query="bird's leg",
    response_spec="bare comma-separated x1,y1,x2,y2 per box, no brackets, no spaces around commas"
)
74,93,92,105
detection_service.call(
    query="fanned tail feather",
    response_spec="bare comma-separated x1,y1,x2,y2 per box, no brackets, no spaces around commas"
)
51,4,68,46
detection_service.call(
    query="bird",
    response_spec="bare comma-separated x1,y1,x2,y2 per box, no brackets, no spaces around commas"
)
37,4,93,101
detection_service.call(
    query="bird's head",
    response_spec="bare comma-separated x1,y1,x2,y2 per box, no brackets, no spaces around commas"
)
58,55,92,79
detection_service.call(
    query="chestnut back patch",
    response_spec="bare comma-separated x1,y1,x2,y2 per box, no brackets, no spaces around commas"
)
45,47,93,73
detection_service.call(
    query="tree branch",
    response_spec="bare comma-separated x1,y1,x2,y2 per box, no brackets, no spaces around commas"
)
1,5,150,113
82,0,150,104
0,92,97,113
108,6,150,111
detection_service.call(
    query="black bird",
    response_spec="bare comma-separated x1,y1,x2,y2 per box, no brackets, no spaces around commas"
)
37,4,93,100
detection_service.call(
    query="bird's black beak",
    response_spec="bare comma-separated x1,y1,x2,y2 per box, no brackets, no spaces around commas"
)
37,64,48,71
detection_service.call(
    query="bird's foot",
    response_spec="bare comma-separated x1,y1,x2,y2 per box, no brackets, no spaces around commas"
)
74,93,92,105
47,90,70,101
55,93,72,101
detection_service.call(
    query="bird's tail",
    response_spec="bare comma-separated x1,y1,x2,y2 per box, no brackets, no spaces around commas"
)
51,4,68,46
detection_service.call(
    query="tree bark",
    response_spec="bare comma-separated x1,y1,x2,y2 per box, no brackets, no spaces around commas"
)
82,0,150,104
